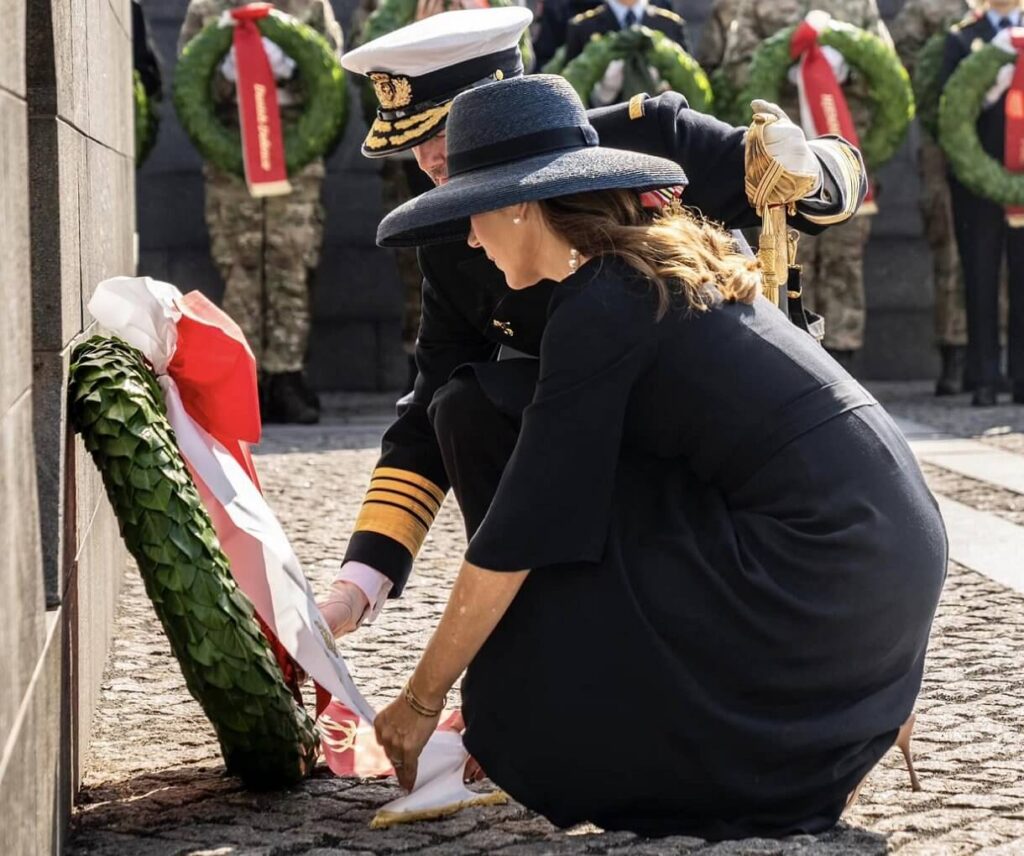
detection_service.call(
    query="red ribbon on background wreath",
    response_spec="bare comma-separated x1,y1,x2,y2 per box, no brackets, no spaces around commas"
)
231,3,293,197
790,17,876,212
1004,28,1024,226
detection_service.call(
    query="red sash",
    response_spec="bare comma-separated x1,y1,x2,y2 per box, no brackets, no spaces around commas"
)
231,3,292,197
1005,29,1024,226
790,18,876,213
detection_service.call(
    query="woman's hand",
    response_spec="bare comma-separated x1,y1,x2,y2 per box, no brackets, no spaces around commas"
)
374,692,439,791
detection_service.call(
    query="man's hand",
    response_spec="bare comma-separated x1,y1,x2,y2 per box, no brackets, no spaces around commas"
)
787,45,849,85
591,58,625,107
750,99,822,192
220,38,297,82
317,580,370,639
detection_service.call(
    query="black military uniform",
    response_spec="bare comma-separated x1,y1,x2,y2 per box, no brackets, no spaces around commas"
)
940,9,1024,405
342,91,867,594
534,0,675,68
564,1,688,62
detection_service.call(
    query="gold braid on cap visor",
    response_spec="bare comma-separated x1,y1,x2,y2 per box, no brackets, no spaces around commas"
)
365,103,452,150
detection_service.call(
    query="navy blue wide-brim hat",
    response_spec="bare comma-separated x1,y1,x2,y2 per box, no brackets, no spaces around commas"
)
376,75,689,248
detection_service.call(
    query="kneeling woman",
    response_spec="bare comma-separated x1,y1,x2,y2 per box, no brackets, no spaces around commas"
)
372,75,947,840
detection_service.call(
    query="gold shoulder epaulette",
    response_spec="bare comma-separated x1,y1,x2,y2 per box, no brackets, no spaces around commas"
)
649,6,683,23
570,6,604,24
951,10,983,32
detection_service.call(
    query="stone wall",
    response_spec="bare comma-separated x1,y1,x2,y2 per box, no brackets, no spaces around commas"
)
0,0,134,851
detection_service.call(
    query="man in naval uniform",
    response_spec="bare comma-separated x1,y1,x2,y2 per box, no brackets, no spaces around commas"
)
317,7,868,635
564,0,689,63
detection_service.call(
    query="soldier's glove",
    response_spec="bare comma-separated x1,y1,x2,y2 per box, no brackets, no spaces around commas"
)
750,99,822,194
786,44,849,85
591,58,625,107
220,37,297,82
646,65,671,94
984,30,1018,108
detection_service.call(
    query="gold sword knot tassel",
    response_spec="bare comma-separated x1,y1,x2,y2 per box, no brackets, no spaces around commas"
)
744,112,819,309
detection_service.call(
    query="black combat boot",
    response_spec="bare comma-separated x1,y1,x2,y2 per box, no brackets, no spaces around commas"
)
972,385,998,407
1013,381,1024,405
935,345,966,396
265,372,320,424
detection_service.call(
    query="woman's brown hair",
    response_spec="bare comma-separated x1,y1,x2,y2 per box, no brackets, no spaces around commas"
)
538,189,762,318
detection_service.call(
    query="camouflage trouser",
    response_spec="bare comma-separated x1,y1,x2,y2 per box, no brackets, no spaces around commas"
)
203,160,325,373
796,212,872,352
380,158,426,353
919,137,967,347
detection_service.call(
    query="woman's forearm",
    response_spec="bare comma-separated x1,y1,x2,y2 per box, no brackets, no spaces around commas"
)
409,560,528,706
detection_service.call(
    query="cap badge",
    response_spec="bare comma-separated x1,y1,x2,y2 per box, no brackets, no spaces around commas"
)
370,73,413,110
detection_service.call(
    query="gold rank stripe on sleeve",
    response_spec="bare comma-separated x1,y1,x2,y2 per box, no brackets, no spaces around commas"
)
352,467,446,557
800,141,865,226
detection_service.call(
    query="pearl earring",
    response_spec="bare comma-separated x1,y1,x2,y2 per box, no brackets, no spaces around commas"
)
512,216,522,224
568,248,580,274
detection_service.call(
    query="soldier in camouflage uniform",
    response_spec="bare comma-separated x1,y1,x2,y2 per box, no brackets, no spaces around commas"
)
892,0,972,394
723,0,891,367
697,0,743,72
178,0,343,423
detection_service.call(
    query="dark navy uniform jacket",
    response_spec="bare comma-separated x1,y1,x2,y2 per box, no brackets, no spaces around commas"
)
565,3,689,62
940,12,1003,161
343,92,868,593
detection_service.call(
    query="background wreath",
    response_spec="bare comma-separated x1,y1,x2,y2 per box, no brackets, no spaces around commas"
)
735,20,913,169
69,337,320,789
938,43,1024,205
134,70,160,167
912,30,950,139
357,0,535,124
560,27,712,113
174,9,347,177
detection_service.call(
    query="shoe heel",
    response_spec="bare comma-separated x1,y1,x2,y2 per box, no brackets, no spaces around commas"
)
896,713,921,792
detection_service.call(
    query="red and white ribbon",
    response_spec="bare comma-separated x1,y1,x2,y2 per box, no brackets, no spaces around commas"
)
1005,28,1024,226
790,11,876,213
88,277,495,824
225,3,292,197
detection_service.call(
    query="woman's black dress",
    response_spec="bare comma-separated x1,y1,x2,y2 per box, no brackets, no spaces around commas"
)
455,257,947,840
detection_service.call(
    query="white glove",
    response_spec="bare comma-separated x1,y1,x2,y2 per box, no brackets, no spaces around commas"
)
984,62,1017,108
220,37,297,82
750,98,822,191
591,58,625,106
647,65,671,94
993,27,1017,56
786,45,849,85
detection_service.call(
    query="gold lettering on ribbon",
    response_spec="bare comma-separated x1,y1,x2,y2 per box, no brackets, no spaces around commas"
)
820,94,843,137
254,83,273,171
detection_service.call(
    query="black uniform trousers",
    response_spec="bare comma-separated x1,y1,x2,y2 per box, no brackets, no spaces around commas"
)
949,175,1024,387
427,360,539,541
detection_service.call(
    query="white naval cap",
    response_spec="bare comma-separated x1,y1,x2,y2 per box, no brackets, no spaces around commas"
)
343,7,534,157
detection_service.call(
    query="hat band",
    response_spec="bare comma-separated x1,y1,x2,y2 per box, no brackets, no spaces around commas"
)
448,125,599,177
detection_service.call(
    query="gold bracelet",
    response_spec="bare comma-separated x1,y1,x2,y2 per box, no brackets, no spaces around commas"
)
404,681,446,717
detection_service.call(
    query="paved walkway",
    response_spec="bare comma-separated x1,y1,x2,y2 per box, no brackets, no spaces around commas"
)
67,384,1024,855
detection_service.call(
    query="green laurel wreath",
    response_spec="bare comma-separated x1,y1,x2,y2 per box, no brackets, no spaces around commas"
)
134,71,160,167
69,337,319,789
560,27,712,113
357,0,535,124
939,43,1024,205
735,21,913,169
913,30,951,139
173,10,347,177
542,45,568,75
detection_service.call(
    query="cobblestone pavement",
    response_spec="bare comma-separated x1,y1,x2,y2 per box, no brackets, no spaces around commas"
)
67,386,1024,855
